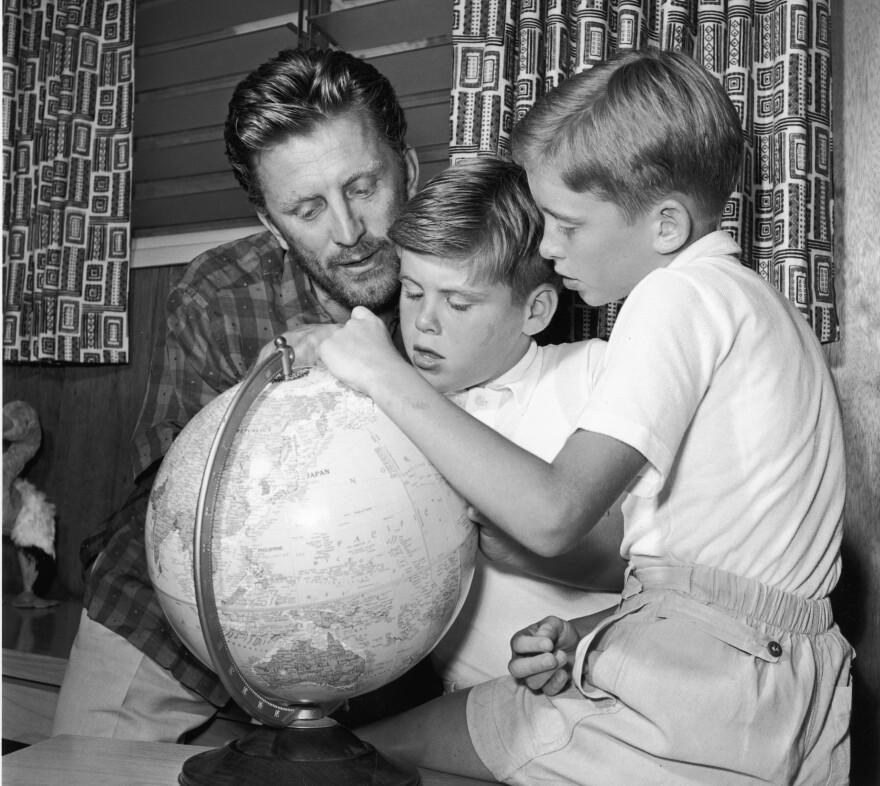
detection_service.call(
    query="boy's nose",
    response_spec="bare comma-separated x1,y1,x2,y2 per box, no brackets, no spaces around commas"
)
538,233,562,262
415,306,440,333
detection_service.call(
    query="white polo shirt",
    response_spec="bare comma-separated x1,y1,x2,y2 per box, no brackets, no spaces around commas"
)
432,340,621,689
578,231,845,599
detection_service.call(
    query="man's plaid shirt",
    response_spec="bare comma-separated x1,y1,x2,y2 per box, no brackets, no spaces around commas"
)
80,229,344,706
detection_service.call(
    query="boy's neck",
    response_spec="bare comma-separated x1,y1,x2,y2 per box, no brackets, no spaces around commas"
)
670,225,723,261
474,339,535,390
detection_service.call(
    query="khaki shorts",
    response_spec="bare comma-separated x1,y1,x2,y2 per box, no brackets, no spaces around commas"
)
468,565,853,785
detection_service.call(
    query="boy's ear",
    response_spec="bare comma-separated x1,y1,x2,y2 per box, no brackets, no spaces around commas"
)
522,284,558,337
257,210,289,251
652,197,692,255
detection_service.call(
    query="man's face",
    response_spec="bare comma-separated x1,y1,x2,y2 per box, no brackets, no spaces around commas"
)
399,250,532,394
255,111,418,312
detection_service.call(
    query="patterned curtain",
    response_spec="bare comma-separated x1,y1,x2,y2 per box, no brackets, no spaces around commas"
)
450,0,837,344
3,0,134,363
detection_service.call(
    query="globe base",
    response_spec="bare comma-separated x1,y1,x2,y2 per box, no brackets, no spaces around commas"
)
178,721,421,786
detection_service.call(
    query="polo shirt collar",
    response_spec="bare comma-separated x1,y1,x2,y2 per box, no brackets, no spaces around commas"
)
669,229,741,269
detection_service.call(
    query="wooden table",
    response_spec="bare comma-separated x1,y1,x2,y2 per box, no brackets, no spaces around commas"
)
1,735,498,785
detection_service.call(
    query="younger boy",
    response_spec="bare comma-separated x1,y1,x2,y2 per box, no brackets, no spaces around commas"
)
320,49,852,785
388,157,623,691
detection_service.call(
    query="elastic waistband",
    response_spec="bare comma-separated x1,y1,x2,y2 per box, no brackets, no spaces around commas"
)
624,565,833,634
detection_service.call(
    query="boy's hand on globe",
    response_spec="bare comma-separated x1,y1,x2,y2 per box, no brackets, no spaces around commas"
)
508,616,578,695
256,324,341,366
318,306,408,395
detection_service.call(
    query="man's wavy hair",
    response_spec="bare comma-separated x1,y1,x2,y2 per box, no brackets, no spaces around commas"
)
225,48,408,210
511,49,743,226
389,157,558,305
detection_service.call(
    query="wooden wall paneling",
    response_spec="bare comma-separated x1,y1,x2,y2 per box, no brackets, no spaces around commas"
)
826,1,880,783
2,266,175,600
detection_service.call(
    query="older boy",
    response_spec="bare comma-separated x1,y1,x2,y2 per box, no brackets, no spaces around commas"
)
320,50,852,785
389,157,623,691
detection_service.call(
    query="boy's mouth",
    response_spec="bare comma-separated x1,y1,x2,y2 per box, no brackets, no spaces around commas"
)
411,345,443,370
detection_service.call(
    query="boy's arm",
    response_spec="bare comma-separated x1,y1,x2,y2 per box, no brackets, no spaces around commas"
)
319,308,646,556
473,506,626,591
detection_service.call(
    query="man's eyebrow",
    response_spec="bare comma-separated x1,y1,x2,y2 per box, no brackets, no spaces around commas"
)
278,161,385,210
345,160,384,185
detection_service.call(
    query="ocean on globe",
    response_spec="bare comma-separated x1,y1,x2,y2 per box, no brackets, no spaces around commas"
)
145,365,477,708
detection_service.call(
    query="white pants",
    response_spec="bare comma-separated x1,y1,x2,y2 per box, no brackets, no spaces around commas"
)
52,610,234,743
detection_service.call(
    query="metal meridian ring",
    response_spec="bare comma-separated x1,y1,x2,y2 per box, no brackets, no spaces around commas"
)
192,349,317,728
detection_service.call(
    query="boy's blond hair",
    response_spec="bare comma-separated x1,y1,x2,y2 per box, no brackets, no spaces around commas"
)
511,49,743,226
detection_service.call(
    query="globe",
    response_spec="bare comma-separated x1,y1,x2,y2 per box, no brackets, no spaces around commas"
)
145,363,477,716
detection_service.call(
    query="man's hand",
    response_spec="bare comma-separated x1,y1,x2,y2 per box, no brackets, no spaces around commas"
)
256,324,342,367
508,616,580,695
318,306,409,395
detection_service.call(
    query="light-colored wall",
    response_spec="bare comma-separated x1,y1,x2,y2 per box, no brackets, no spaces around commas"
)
827,1,880,783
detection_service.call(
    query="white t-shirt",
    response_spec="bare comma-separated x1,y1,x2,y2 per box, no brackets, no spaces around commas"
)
578,231,845,599
432,340,621,690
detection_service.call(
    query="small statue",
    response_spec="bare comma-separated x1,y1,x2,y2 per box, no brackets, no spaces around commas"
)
3,400,58,608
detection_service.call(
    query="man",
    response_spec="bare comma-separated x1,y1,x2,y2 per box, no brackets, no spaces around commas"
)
52,48,424,743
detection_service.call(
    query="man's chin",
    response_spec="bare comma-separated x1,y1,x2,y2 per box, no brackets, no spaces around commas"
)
337,273,399,312
339,287,398,313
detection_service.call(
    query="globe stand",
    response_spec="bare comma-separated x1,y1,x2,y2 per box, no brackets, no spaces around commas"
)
179,712,420,786
182,340,421,786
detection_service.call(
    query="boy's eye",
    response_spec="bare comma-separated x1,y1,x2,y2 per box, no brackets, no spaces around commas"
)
448,301,472,312
402,289,423,301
